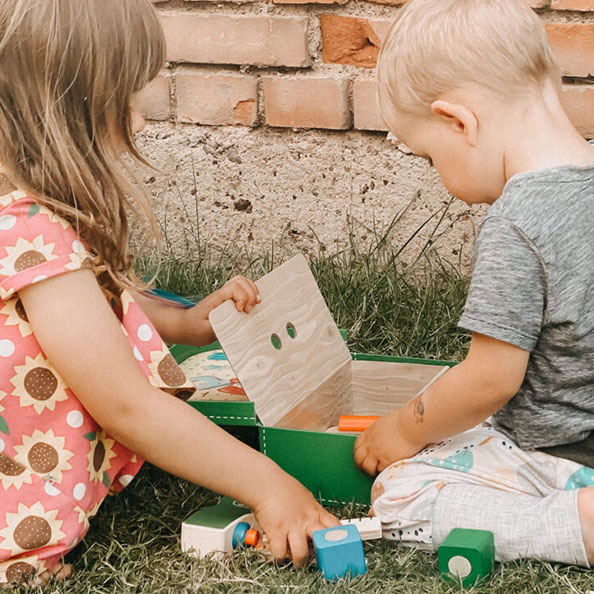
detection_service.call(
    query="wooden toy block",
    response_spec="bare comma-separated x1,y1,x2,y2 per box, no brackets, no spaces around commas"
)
181,497,261,558
312,524,367,580
438,528,495,587
340,517,382,540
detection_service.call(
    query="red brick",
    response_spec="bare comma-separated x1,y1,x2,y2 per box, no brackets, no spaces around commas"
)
546,24,594,77
364,0,404,5
353,79,388,131
184,0,255,4
321,11,548,65
274,0,346,5
321,15,391,68
360,1,548,9
176,71,258,126
263,77,351,129
551,0,594,9
159,13,310,67
137,74,171,121
560,84,594,138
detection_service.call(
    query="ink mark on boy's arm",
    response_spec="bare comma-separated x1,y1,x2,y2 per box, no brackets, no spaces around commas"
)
412,394,425,423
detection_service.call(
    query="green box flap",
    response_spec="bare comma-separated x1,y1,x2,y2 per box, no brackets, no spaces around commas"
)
260,426,373,505
183,496,252,528
351,352,457,367
170,342,222,364
188,401,258,426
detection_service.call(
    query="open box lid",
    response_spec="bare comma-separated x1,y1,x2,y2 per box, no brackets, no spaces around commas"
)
209,255,352,430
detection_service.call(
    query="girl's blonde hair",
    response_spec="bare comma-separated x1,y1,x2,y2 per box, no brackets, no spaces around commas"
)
0,0,165,290
377,0,560,122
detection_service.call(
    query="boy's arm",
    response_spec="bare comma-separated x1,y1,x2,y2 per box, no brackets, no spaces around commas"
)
354,332,530,476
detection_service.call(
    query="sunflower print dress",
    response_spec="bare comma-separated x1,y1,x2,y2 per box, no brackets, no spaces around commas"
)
0,191,195,583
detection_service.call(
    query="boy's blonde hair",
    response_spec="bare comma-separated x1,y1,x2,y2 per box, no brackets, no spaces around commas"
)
377,0,560,121
0,0,165,290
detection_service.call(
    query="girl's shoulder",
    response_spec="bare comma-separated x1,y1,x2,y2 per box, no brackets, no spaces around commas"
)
0,189,34,210
0,190,73,233
0,190,90,302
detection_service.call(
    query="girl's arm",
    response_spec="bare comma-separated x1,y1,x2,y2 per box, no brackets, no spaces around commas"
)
19,269,336,565
354,332,530,475
130,275,260,346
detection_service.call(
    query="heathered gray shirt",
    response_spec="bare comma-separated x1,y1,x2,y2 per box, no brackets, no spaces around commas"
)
458,163,594,450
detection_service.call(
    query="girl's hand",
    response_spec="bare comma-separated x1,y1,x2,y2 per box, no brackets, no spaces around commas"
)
250,472,339,567
354,409,425,476
211,275,261,314
180,275,261,346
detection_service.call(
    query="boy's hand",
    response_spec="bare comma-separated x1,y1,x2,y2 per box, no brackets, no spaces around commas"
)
354,334,530,477
250,473,339,567
354,409,425,476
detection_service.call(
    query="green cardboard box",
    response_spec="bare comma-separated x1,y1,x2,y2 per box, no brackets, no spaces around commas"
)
171,255,455,505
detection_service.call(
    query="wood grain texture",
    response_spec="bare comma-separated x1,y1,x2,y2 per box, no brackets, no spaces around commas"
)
209,254,352,428
275,359,352,431
351,360,449,415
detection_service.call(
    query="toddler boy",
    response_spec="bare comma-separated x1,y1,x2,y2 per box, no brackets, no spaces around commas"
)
354,0,594,565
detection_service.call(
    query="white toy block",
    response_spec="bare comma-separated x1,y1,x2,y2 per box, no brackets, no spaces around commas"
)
181,497,261,558
340,517,382,540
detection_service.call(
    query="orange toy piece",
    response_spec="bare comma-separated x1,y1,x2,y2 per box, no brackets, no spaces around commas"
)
338,415,381,432
244,529,260,547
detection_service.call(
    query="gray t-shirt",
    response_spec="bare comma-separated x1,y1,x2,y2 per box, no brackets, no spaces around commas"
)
459,163,594,450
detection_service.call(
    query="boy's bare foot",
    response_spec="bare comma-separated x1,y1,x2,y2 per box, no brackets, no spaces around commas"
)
578,487,594,565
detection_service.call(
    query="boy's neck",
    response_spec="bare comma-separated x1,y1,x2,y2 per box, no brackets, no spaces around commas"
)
501,81,594,181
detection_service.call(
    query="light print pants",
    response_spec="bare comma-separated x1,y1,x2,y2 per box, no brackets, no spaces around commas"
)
372,426,591,566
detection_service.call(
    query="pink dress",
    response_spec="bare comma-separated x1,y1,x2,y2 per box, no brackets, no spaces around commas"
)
0,191,195,583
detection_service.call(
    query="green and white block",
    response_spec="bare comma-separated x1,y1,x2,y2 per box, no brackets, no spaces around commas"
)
181,497,259,558
438,528,495,587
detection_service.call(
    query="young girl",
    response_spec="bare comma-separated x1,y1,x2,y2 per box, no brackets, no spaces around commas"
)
0,0,336,584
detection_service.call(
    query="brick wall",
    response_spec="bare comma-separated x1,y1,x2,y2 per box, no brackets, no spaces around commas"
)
136,1,594,268
144,0,594,137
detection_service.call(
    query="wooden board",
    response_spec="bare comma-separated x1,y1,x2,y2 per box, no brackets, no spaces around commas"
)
209,255,352,429
351,360,449,415
275,359,352,431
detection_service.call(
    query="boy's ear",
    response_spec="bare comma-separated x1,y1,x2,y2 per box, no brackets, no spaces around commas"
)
430,100,478,147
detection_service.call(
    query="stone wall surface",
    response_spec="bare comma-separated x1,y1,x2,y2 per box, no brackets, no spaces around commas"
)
136,0,594,269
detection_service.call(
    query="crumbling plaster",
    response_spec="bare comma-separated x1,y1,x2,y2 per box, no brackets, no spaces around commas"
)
136,122,486,270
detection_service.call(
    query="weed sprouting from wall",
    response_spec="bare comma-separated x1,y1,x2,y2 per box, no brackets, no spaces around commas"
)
135,164,471,361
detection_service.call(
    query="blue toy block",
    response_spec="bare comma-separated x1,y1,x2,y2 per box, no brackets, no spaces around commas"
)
438,528,495,587
312,524,367,580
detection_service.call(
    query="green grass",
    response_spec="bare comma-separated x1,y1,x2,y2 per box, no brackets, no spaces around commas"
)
18,465,594,594
13,244,594,593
